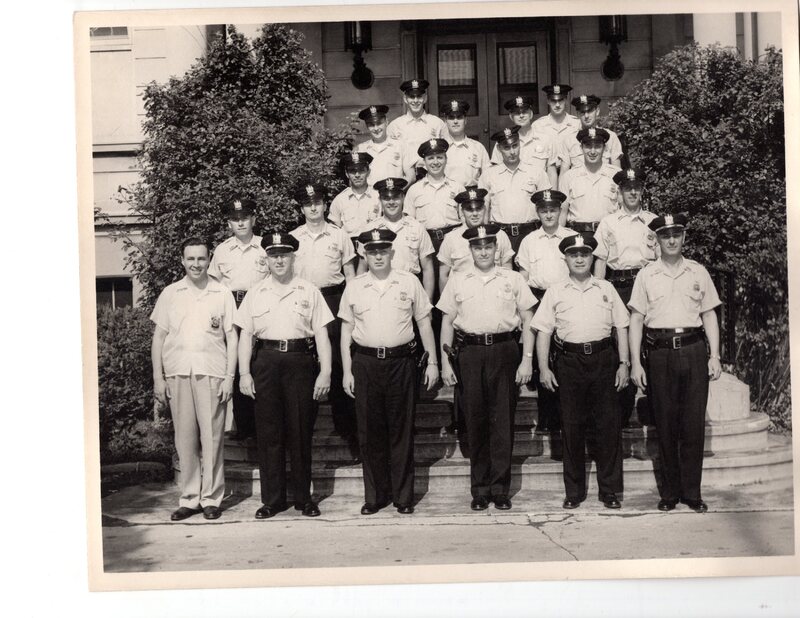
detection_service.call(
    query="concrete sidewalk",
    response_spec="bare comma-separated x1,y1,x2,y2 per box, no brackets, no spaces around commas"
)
102,479,794,572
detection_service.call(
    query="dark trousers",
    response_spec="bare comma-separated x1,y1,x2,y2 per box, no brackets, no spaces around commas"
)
646,340,709,502
352,352,417,506
611,281,638,427
251,349,318,508
554,347,622,500
530,289,560,431
232,295,256,437
322,291,358,444
457,340,519,498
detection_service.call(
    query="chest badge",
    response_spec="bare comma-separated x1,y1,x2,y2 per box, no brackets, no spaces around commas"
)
399,291,408,302
210,316,220,329
301,299,310,309
602,295,608,303
258,257,267,266
693,283,700,292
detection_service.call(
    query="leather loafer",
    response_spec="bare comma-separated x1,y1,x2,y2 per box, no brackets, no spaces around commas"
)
562,498,581,510
255,505,279,519
492,496,512,510
470,497,489,511
302,502,321,517
202,506,221,520
680,498,708,513
657,499,677,512
601,494,621,509
170,506,202,521
396,505,415,514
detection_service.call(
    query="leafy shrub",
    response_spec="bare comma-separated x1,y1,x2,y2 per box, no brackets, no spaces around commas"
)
606,44,789,430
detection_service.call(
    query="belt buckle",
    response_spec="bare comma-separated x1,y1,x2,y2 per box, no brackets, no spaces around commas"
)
278,340,288,352
583,342,592,355
484,333,493,345
672,336,682,350
511,224,519,236
435,229,444,240
377,346,386,359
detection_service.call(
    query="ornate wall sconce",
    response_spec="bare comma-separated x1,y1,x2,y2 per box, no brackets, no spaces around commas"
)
345,21,374,90
599,15,628,81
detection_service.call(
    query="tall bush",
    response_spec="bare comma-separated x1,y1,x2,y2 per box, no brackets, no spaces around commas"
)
606,44,789,429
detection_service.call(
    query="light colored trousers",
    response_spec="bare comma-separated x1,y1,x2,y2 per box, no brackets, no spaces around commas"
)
167,375,226,508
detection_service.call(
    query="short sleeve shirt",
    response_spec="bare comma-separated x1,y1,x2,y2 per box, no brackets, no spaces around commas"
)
627,258,721,328
150,277,236,378
357,216,435,275
234,276,333,339
515,226,578,290
328,187,382,236
403,175,465,229
355,139,412,186
490,128,557,174
531,113,582,145
437,224,514,273
290,222,356,288
558,127,623,169
479,162,552,224
208,235,268,292
530,276,630,342
338,270,433,347
443,135,491,186
437,266,537,334
594,210,659,270
387,112,445,167
558,164,620,223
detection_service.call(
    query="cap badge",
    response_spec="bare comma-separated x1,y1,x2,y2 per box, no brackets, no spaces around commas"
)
305,185,315,197
468,189,477,200
503,128,512,138
369,105,377,115
580,95,588,104
371,229,381,241
429,139,437,148
272,233,281,244
588,128,596,138
665,214,674,226
627,169,636,180
351,152,360,163
477,226,487,238
574,235,585,247
450,100,459,111
411,79,419,89
515,96,523,107
233,200,242,210
543,190,551,201
386,179,394,190
553,85,561,94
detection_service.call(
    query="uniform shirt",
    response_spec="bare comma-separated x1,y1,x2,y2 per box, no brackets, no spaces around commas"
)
437,224,515,273
594,209,659,270
627,258,721,328
357,216,435,275
355,139,412,186
387,112,445,167
479,161,552,224
234,276,333,339
437,266,537,334
558,164,619,223
328,187,381,236
531,276,630,342
290,222,356,288
443,134,491,186
490,128,557,175
515,226,578,290
150,277,236,378
558,126,623,169
208,235,268,292
402,175,464,229
339,270,433,347
531,113,582,145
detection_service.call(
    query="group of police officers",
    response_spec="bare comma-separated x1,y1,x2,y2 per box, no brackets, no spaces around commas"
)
150,78,723,522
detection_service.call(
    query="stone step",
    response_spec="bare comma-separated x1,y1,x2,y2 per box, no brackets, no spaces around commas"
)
220,433,793,498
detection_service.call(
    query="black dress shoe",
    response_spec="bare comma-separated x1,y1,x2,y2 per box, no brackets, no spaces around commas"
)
680,498,708,513
657,499,677,512
492,496,512,510
396,505,415,514
255,505,279,519
470,497,489,511
202,506,221,520
601,494,621,509
562,498,581,510
170,506,202,521
360,501,388,515
302,502,321,517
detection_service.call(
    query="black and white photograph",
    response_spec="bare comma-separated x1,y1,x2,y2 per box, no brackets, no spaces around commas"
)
73,0,799,599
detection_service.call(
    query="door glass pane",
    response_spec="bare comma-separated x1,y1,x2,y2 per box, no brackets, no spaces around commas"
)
437,45,479,115
496,43,539,114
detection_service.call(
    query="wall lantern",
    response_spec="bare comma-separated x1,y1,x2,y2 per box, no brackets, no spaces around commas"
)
599,15,627,81
344,21,374,90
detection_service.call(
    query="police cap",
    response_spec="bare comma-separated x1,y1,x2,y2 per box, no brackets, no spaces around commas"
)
358,105,389,123
222,197,256,219
503,96,535,112
613,167,646,188
542,84,572,100
454,187,488,210
571,94,601,111
440,99,470,117
558,232,598,254
341,151,373,171
490,125,521,146
463,223,501,245
400,79,429,96
649,213,688,234
358,227,397,248
293,182,326,207
531,189,567,209
417,138,449,158
576,127,610,144
261,231,299,253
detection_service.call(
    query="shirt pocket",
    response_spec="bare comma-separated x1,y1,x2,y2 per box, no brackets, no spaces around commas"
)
324,244,341,261
413,201,432,224
217,262,234,277
294,298,313,321
353,301,372,317
605,186,620,211
167,306,186,332
645,289,664,314
595,295,614,321
681,284,705,312
393,294,414,313
454,291,475,308
252,305,271,333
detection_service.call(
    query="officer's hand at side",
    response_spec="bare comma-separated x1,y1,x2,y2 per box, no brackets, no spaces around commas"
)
424,364,440,391
615,364,630,392
539,367,558,392
515,359,533,386
343,371,355,398
154,376,170,410
239,373,256,399
441,363,457,387
631,363,647,390
217,376,234,403
313,372,331,401
708,357,722,381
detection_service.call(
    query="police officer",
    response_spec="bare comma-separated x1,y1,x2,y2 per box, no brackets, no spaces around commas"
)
339,228,440,515
208,197,268,441
594,167,658,428
236,232,333,519
559,94,623,173
438,224,536,510
515,189,577,434
329,152,382,247
290,183,359,460
388,79,446,175
357,178,436,301
558,128,620,232
151,237,238,521
355,105,415,186
440,99,491,187
479,126,552,255
490,96,558,188
628,213,722,513
531,84,581,155
532,233,630,510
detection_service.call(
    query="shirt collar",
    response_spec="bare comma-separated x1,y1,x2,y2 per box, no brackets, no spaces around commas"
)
564,275,601,291
232,235,259,251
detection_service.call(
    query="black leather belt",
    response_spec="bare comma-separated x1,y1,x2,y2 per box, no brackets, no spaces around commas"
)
353,340,417,359
606,267,641,283
529,286,546,300
428,224,460,241
320,281,346,297
498,221,539,237
232,290,248,303
455,330,518,346
553,335,613,355
645,328,705,350
255,337,316,353
567,221,599,232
